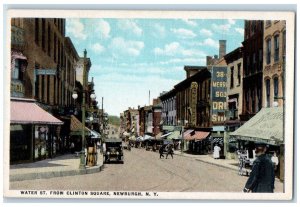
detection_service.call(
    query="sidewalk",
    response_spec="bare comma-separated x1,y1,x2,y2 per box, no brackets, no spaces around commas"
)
10,153,104,182
173,150,282,182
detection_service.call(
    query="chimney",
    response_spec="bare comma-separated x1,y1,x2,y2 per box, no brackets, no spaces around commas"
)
206,56,213,66
219,40,226,59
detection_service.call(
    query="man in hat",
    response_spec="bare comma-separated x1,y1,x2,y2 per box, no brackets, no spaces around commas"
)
243,142,275,193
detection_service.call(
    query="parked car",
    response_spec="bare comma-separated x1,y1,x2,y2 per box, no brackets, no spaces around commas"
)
103,138,124,164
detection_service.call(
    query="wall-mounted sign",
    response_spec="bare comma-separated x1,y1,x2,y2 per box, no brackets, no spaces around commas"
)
190,82,198,126
211,66,227,123
35,69,57,76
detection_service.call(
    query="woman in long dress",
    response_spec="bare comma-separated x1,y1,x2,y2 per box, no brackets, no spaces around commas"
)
213,144,221,159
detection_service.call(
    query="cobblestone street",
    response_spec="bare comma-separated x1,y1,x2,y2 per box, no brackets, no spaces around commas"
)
10,148,284,193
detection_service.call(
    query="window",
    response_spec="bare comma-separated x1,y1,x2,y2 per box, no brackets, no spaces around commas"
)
266,39,271,64
251,89,256,113
282,30,286,56
54,33,57,62
274,35,279,62
35,63,40,99
34,18,39,45
47,23,51,56
230,66,234,88
252,52,256,70
266,20,271,27
237,63,241,86
42,19,46,51
266,79,270,107
274,77,279,98
12,59,24,80
259,49,263,69
47,75,50,103
41,75,45,102
58,41,60,65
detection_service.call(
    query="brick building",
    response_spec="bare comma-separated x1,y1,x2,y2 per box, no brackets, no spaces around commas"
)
262,20,286,108
241,20,264,121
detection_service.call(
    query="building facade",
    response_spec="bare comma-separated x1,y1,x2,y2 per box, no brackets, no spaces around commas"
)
241,20,264,121
262,20,286,108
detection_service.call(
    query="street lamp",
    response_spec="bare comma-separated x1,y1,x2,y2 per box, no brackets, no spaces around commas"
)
72,49,94,169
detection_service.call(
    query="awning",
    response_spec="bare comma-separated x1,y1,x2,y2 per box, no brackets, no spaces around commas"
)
70,115,91,136
90,130,101,139
230,107,283,145
167,131,182,140
11,98,63,125
184,129,194,137
185,131,210,141
143,134,154,140
161,132,172,138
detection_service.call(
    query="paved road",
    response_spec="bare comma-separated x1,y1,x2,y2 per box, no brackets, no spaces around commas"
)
10,148,283,192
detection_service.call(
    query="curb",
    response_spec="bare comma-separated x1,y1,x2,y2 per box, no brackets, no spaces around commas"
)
10,164,103,182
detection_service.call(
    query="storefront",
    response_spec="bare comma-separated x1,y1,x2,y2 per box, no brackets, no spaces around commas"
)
10,98,63,163
184,130,210,154
230,107,283,179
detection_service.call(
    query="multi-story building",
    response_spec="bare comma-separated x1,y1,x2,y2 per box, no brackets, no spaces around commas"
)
224,47,243,127
160,89,177,126
10,18,74,162
241,20,264,121
262,20,286,108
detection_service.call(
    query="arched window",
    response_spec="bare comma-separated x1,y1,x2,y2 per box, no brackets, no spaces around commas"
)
274,35,280,62
266,39,271,64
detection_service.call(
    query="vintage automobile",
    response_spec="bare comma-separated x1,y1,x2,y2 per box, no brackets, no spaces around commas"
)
103,138,124,164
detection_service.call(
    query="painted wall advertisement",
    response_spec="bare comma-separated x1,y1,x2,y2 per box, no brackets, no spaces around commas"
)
211,66,227,123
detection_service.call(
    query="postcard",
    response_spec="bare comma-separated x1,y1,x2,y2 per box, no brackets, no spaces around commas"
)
3,9,295,200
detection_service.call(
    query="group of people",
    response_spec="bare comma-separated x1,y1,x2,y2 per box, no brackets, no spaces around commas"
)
159,144,174,159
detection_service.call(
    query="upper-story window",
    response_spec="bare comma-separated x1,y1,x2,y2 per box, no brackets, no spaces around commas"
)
34,18,39,45
266,39,271,65
237,63,241,86
266,79,271,107
274,77,279,98
230,66,234,89
274,35,280,62
12,59,24,80
266,20,271,28
42,18,46,51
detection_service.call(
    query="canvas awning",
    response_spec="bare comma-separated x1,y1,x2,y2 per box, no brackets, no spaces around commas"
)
230,107,283,145
184,131,210,141
90,130,101,139
167,131,182,140
11,98,63,125
70,115,92,136
160,132,172,138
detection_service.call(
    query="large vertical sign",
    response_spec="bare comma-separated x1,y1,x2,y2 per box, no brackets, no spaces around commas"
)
211,66,227,122
190,82,198,126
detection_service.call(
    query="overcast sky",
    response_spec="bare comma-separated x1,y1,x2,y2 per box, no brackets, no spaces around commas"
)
66,18,244,116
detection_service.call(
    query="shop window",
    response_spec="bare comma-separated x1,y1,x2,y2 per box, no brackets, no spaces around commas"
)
266,39,271,64
274,35,279,62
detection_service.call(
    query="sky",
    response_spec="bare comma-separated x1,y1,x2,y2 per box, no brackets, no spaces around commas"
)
66,18,244,116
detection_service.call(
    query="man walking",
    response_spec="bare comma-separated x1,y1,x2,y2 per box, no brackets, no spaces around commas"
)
166,144,174,159
159,145,165,159
243,142,275,193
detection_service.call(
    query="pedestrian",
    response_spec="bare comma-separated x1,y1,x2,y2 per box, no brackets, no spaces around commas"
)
213,144,221,159
166,144,174,159
70,142,75,153
159,145,164,159
271,151,279,171
243,142,275,193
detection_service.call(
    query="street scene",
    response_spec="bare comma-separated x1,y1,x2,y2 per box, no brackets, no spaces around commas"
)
9,148,284,192
6,12,292,198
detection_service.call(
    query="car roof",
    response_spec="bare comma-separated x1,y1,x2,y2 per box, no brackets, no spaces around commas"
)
104,138,122,143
